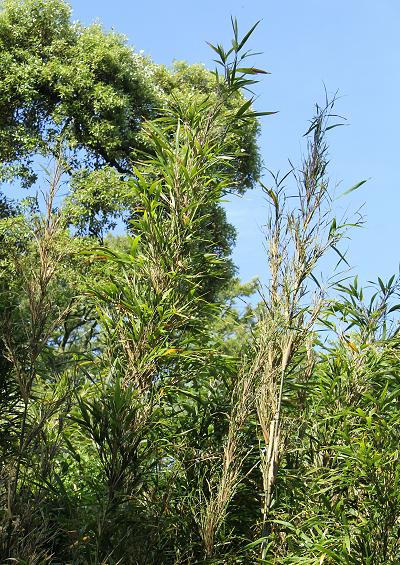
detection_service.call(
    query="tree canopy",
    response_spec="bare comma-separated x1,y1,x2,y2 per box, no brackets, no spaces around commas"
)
0,0,260,191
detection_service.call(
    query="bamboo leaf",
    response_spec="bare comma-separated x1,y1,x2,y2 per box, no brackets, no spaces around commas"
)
236,67,271,75
237,20,261,51
339,179,368,198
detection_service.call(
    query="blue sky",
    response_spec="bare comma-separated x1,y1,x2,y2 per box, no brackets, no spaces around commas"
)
69,0,400,286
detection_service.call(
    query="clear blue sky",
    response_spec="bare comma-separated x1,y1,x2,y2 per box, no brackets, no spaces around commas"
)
69,0,400,286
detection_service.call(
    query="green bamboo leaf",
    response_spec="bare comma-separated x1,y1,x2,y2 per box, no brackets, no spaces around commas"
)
378,277,386,293
339,179,368,197
329,217,337,239
237,20,261,51
236,67,271,75
234,98,253,118
310,272,321,289
331,244,350,267
251,111,278,117
325,122,346,131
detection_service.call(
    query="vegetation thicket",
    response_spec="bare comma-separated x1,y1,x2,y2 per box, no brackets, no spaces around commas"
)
0,1,399,564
